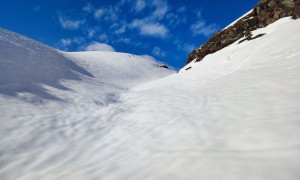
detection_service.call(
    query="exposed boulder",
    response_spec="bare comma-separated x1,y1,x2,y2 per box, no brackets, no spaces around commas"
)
186,0,300,65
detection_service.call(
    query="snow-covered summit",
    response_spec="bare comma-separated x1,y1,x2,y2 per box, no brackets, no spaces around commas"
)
0,27,173,101
0,27,93,99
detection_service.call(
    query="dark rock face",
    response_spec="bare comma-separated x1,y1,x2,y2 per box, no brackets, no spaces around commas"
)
186,0,300,65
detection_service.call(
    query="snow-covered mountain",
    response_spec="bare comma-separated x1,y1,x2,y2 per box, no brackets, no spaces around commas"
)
0,27,172,101
0,27,173,179
1,16,300,180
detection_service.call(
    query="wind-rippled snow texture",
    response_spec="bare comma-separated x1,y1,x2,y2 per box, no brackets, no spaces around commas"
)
1,18,300,180
0,28,93,100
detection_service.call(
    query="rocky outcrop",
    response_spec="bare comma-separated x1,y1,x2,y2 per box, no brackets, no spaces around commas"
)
186,0,300,65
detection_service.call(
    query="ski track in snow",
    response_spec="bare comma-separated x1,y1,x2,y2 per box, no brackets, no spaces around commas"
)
1,18,300,179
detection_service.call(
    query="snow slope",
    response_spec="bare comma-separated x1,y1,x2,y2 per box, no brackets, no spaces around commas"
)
0,27,171,100
0,28,94,100
1,17,300,180
0,28,173,179
118,17,300,179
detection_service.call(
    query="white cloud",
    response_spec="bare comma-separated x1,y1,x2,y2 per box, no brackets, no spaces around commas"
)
163,6,187,28
173,39,196,53
152,46,167,57
99,34,108,42
94,6,119,22
131,19,168,38
87,28,96,38
118,37,131,44
114,37,143,46
189,9,219,37
182,43,196,53
58,37,85,50
94,8,105,19
126,1,170,37
190,20,219,37
84,42,115,52
72,37,85,44
140,23,168,37
115,26,126,34
59,39,72,47
166,13,187,28
58,16,85,30
195,9,203,18
83,3,94,13
135,0,146,12
105,7,119,22
109,20,128,35
151,0,169,20
127,0,169,20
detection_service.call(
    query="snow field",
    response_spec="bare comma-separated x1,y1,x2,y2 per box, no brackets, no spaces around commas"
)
0,17,300,179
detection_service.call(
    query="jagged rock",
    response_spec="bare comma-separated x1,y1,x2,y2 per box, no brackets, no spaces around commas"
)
282,0,295,7
186,0,300,65
273,10,281,19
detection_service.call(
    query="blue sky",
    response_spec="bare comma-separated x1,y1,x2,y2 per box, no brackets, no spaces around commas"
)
0,0,258,69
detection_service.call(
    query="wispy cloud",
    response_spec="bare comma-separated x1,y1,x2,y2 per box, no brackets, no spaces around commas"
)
182,43,196,53
114,25,126,34
83,3,94,13
118,37,131,44
166,13,187,28
83,0,179,39
115,37,143,47
190,10,219,37
140,23,168,37
134,0,146,12
151,0,169,20
87,28,96,38
130,19,168,38
152,46,167,57
99,33,109,42
59,39,72,47
190,20,219,37
94,8,105,19
127,0,172,37
58,37,85,50
173,39,196,53
84,42,115,52
122,0,169,21
58,16,85,30
94,6,119,22
56,0,218,64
